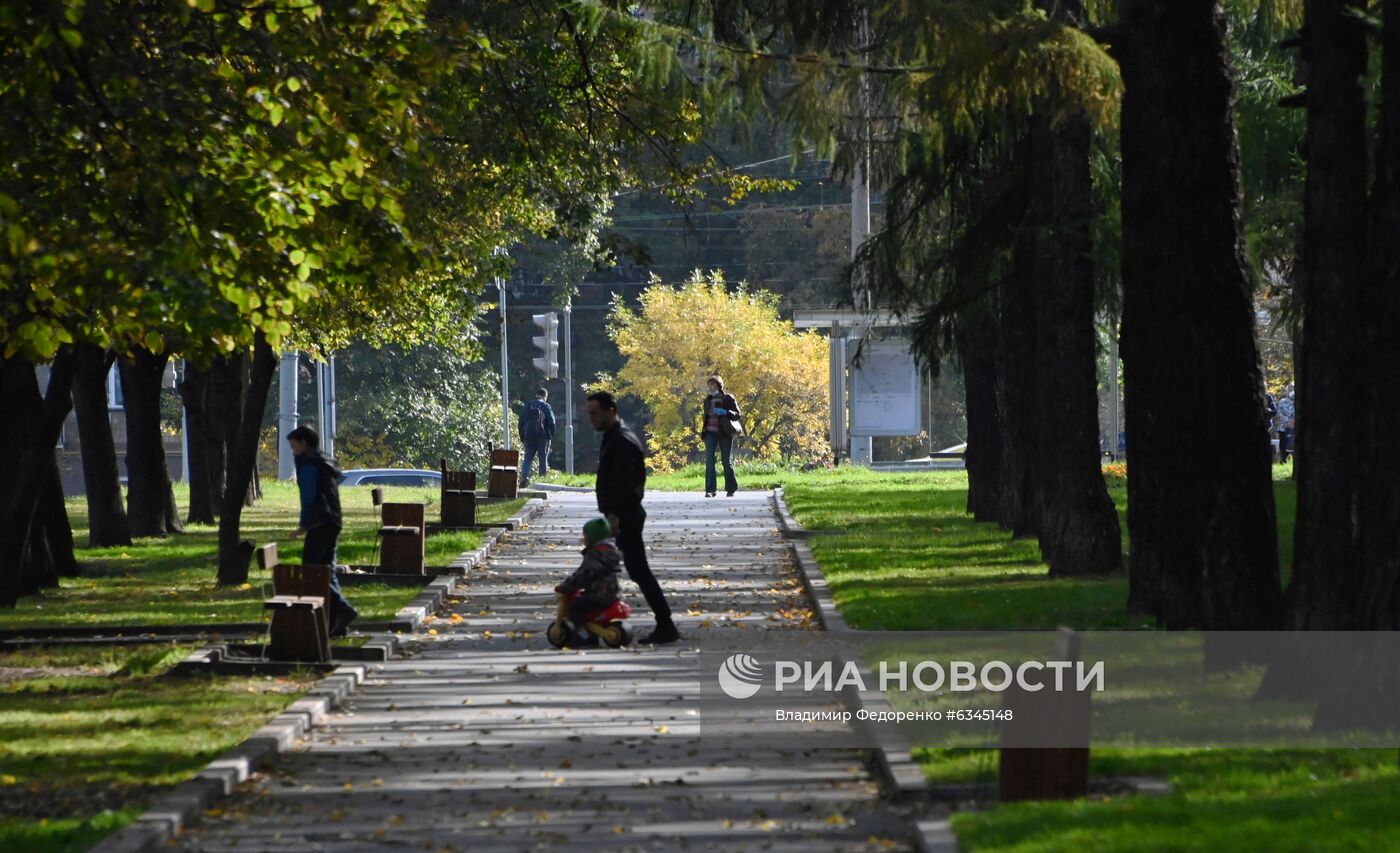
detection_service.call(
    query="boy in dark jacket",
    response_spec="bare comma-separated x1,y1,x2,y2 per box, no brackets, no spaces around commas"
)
287,425,358,637
554,516,623,646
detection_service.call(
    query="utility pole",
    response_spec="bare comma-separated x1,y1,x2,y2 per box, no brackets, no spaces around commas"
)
564,301,575,474
499,278,511,450
829,321,847,464
315,358,336,457
1110,322,1121,461
848,7,874,465
179,359,189,483
315,355,336,459
278,352,298,479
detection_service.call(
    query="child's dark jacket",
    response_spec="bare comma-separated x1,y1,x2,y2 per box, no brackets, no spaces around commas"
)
557,539,622,602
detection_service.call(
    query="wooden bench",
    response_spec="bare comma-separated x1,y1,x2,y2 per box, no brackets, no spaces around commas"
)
440,458,478,528
487,447,520,499
258,543,331,663
378,502,426,574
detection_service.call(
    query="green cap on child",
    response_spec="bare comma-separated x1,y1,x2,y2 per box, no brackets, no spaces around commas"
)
583,516,613,546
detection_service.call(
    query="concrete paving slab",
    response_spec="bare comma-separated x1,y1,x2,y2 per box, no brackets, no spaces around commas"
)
170,492,918,851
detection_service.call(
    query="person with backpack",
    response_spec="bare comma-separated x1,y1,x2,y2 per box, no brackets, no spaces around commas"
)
518,387,556,486
286,425,358,637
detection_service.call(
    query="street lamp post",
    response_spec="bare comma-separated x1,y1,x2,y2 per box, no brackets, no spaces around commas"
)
564,301,574,474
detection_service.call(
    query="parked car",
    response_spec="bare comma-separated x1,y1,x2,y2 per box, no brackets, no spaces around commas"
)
339,468,442,488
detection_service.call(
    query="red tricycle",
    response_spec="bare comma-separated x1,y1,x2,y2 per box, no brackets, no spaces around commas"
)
547,589,633,648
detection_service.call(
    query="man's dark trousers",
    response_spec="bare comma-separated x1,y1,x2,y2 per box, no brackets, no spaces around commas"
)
302,523,355,621
615,506,671,623
522,439,549,483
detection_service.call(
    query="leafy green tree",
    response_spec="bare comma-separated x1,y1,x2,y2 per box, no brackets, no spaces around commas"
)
334,343,502,474
607,272,829,472
1,0,723,594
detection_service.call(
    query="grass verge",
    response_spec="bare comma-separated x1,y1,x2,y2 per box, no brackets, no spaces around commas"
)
781,465,1397,852
0,644,316,852
1,483,524,631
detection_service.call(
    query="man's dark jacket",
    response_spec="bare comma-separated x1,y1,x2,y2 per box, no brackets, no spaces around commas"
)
295,448,343,529
519,398,556,443
596,421,646,519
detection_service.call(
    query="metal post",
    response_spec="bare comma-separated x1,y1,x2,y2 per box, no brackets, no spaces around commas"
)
277,352,298,480
849,132,873,464
928,367,934,456
1109,321,1121,461
315,359,325,445
829,322,847,464
852,162,871,303
178,359,189,483
325,354,336,459
499,278,511,450
564,300,575,474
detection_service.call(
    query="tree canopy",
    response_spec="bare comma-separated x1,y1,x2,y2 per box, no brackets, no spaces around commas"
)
606,271,828,471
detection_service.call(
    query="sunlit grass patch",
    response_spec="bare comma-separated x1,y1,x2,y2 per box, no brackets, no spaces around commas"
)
0,644,314,851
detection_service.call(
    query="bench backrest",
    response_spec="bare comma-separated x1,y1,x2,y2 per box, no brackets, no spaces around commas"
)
490,448,520,469
272,563,332,597
443,469,477,491
381,502,426,529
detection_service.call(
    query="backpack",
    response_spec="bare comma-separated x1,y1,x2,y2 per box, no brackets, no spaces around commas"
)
523,403,546,443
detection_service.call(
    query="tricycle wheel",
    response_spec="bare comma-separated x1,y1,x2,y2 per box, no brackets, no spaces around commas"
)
547,620,574,648
600,623,628,648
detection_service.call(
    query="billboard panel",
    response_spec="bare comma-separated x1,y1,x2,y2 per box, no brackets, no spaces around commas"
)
849,339,921,436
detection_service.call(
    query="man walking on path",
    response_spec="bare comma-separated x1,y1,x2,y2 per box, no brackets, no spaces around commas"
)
586,390,679,645
287,425,358,636
519,387,556,486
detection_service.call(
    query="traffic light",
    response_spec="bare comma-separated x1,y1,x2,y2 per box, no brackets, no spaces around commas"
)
531,312,559,378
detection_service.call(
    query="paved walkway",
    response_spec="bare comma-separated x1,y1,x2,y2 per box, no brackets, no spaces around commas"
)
173,492,915,851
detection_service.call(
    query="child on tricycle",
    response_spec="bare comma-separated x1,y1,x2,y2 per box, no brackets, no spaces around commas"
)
547,516,632,648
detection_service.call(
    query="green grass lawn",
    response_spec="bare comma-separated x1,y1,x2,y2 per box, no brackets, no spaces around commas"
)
779,463,1398,853
0,481,525,850
0,643,316,852
0,482,524,630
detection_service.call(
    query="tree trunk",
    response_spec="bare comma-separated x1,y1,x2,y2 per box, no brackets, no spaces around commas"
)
1116,0,1282,628
960,305,1006,523
1285,0,1369,629
994,223,1040,538
219,351,256,510
0,352,76,608
217,335,277,585
1308,1,1400,729
117,347,183,538
39,456,78,579
1028,105,1123,577
71,343,131,547
181,360,218,525
248,464,262,505
208,355,239,506
1357,0,1400,631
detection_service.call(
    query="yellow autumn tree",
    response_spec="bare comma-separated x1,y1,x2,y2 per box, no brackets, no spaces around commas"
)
607,271,829,472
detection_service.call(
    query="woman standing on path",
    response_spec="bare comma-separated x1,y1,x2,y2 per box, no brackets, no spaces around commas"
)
698,375,742,498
